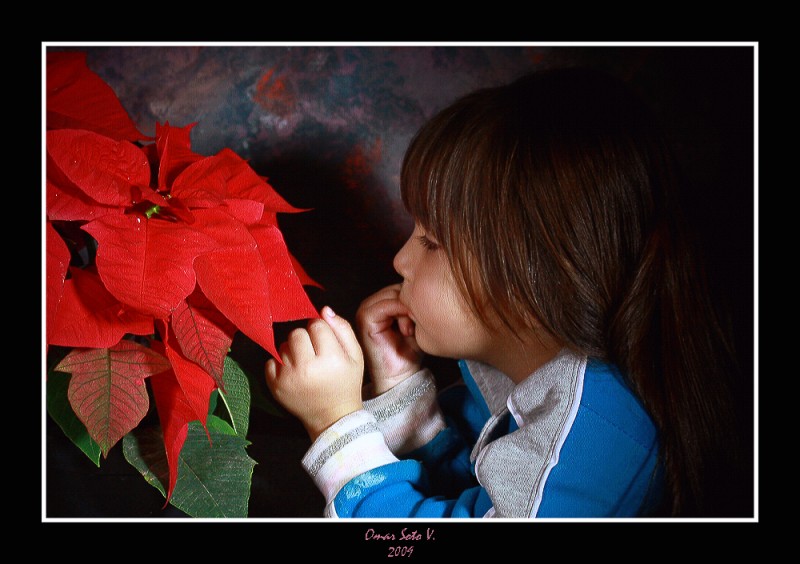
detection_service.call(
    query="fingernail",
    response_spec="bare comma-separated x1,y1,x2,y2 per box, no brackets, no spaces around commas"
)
322,306,335,318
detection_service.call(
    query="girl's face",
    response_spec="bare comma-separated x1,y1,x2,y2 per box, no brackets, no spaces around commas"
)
393,223,495,361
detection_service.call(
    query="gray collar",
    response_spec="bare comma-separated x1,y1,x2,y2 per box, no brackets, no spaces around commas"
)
466,348,587,517
462,358,515,415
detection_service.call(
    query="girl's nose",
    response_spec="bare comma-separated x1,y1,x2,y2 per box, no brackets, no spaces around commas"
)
393,236,413,280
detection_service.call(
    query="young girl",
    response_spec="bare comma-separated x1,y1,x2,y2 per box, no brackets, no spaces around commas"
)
265,67,747,518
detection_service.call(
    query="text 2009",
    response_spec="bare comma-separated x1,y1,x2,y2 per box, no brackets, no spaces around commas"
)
387,546,414,558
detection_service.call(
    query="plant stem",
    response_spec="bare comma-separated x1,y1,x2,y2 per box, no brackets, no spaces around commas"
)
217,390,237,434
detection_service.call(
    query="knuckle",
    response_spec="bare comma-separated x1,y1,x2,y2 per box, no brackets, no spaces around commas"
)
288,327,308,343
355,303,372,324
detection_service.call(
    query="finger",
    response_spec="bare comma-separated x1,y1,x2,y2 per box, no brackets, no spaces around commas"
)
358,283,402,309
265,358,278,382
320,306,363,361
305,317,339,356
278,339,291,359
361,297,412,337
397,315,415,337
285,327,313,362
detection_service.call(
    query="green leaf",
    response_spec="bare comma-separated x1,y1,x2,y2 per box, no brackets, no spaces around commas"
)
123,416,256,518
208,388,219,413
123,426,170,497
46,370,102,466
207,413,236,436
218,356,251,437
229,334,285,417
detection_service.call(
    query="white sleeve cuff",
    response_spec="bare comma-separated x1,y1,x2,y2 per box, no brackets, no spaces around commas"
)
301,410,399,503
363,368,446,455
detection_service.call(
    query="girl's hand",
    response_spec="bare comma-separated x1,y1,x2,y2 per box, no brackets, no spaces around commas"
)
356,284,423,395
265,306,364,441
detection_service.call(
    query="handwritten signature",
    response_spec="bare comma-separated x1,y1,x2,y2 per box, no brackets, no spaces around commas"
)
364,527,435,542
364,527,436,558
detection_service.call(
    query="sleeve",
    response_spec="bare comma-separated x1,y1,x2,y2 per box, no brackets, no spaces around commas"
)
361,369,447,455
300,371,494,518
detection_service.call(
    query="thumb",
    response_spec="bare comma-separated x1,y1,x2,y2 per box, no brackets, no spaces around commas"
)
320,306,363,362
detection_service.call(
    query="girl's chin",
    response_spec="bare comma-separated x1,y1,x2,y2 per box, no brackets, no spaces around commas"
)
413,330,441,357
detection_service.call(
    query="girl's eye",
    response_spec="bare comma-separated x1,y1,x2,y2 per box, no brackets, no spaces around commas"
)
416,235,439,251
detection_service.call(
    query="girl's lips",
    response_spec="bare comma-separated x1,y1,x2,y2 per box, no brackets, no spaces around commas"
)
397,295,415,322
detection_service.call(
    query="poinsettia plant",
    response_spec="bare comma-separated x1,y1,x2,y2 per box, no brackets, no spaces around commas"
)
45,50,320,517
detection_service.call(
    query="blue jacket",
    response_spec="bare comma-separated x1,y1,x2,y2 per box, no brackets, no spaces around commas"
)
301,348,663,518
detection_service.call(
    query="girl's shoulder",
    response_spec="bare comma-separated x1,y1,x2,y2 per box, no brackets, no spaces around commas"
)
533,358,663,516
579,358,657,450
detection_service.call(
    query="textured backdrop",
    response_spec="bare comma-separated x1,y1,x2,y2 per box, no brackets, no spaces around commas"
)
44,44,755,518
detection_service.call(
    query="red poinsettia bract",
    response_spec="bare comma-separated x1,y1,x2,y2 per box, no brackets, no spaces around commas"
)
45,51,320,504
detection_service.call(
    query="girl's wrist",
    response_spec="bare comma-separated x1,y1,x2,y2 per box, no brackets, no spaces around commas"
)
304,402,364,441
371,368,420,396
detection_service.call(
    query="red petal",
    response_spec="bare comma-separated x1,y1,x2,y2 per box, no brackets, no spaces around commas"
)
170,288,236,389
48,267,155,348
47,129,152,207
194,248,279,359
215,149,306,214
155,121,195,155
249,223,319,321
46,51,148,142
169,154,229,207
82,214,218,318
162,322,217,427
191,209,277,356
190,209,318,356
46,149,123,221
149,368,195,505
155,122,203,190
47,178,122,222
46,221,71,345
289,251,323,289
222,199,265,224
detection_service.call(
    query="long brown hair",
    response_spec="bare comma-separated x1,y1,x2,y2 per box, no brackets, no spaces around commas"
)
400,67,749,516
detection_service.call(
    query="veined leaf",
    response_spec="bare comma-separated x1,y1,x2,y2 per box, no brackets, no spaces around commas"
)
46,221,71,346
46,176,122,222
169,153,231,208
49,266,154,349
214,148,305,214
55,341,171,456
149,363,203,504
206,403,236,436
191,208,317,360
171,288,236,388
160,321,217,428
83,214,218,319
153,122,202,191
289,251,323,289
47,129,153,207
122,426,170,497
219,356,251,438
46,51,148,142
46,371,102,466
123,418,256,518
249,223,319,322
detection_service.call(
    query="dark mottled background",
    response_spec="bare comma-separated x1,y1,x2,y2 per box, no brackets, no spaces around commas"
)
44,44,755,518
